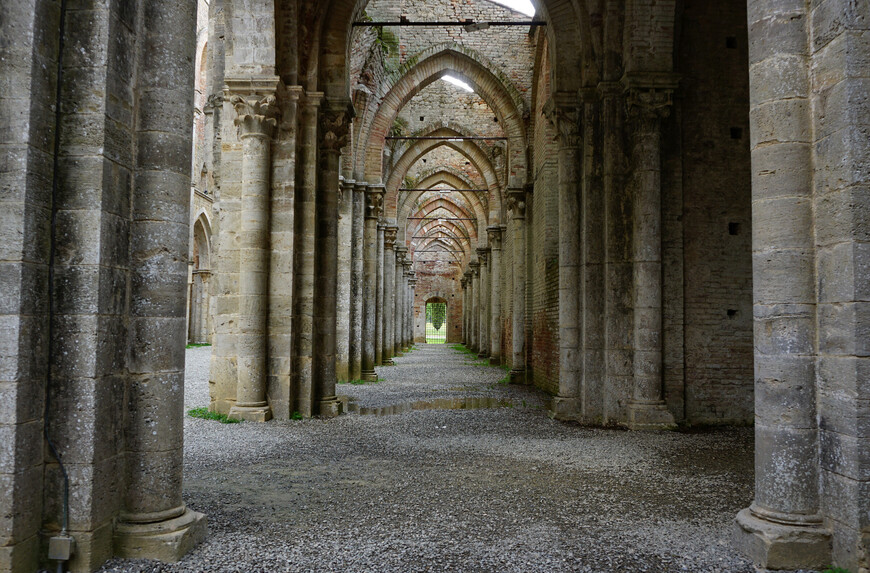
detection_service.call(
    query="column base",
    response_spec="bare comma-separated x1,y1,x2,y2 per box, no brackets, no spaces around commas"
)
509,369,525,385
488,356,501,366
383,359,395,365
550,396,580,421
478,350,490,359
734,507,831,570
318,396,343,418
627,401,676,430
360,369,377,382
227,404,272,422
114,508,207,562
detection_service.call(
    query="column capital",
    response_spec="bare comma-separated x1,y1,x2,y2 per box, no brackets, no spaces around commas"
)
460,277,468,288
476,247,490,265
506,188,527,219
402,260,413,273
229,93,280,139
319,99,354,153
542,92,581,147
486,226,504,250
204,92,224,113
408,278,417,287
384,226,398,249
365,184,385,219
470,260,480,276
621,72,680,122
464,269,473,281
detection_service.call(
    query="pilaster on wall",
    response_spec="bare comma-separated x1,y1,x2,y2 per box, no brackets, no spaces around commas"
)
544,93,582,420
622,74,678,431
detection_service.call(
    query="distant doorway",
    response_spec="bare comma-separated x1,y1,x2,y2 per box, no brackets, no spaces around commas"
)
425,300,447,344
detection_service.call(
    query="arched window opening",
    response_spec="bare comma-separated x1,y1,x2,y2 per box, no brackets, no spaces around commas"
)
425,298,447,344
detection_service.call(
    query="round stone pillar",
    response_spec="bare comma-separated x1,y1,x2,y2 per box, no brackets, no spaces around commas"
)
227,92,279,423
477,248,490,358
408,275,417,345
624,82,677,430
460,276,468,345
507,189,528,383
349,182,366,380
375,222,385,365
313,100,351,417
115,0,205,558
394,247,407,356
361,185,384,381
382,227,398,364
292,91,322,417
470,260,481,352
463,270,473,345
487,227,504,363
335,177,355,381
734,1,830,568
402,261,413,349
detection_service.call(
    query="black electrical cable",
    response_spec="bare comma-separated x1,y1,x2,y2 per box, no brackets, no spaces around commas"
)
45,0,70,538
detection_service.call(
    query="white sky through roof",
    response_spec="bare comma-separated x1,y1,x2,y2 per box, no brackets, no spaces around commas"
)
486,0,536,17
442,75,475,92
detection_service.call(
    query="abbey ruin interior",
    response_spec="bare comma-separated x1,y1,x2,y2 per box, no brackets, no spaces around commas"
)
2,0,869,571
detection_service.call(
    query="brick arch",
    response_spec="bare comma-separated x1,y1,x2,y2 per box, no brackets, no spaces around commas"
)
414,234,465,264
408,198,475,243
316,0,591,98
412,218,474,264
416,167,476,190
398,171,488,242
385,127,502,228
359,47,528,189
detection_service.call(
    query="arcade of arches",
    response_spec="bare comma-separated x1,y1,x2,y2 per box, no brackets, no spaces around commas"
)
2,0,869,571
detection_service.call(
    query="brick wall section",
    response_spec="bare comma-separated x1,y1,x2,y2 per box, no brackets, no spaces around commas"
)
412,259,464,343
527,37,560,394
676,0,753,423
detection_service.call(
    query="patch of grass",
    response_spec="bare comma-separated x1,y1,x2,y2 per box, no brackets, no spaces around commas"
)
187,407,241,424
185,343,211,349
823,568,851,573
450,344,477,356
290,411,303,420
338,378,379,385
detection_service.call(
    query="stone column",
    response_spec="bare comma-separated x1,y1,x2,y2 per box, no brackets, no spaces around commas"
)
734,1,830,567
403,261,413,349
313,100,351,417
477,248,490,358
361,185,384,380
463,270,473,346
624,81,677,430
292,91,322,417
335,177,355,381
115,0,206,558
545,96,583,419
408,275,417,344
470,260,480,352
349,182,365,380
507,189,527,383
227,91,279,422
382,227,397,364
375,221,385,365
459,277,468,344
394,247,407,356
487,227,504,363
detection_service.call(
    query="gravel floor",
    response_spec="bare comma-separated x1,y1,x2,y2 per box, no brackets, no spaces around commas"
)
99,344,818,573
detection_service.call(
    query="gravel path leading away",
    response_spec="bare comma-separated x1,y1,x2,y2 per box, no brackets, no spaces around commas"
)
100,344,817,573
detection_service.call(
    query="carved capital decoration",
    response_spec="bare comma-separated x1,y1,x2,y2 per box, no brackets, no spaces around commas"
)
319,102,353,153
231,94,280,138
542,95,581,147
460,278,467,288
339,178,356,210
365,186,385,220
403,261,413,273
384,226,398,249
487,225,503,250
506,188,527,219
625,87,673,124
205,93,224,113
477,248,489,265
